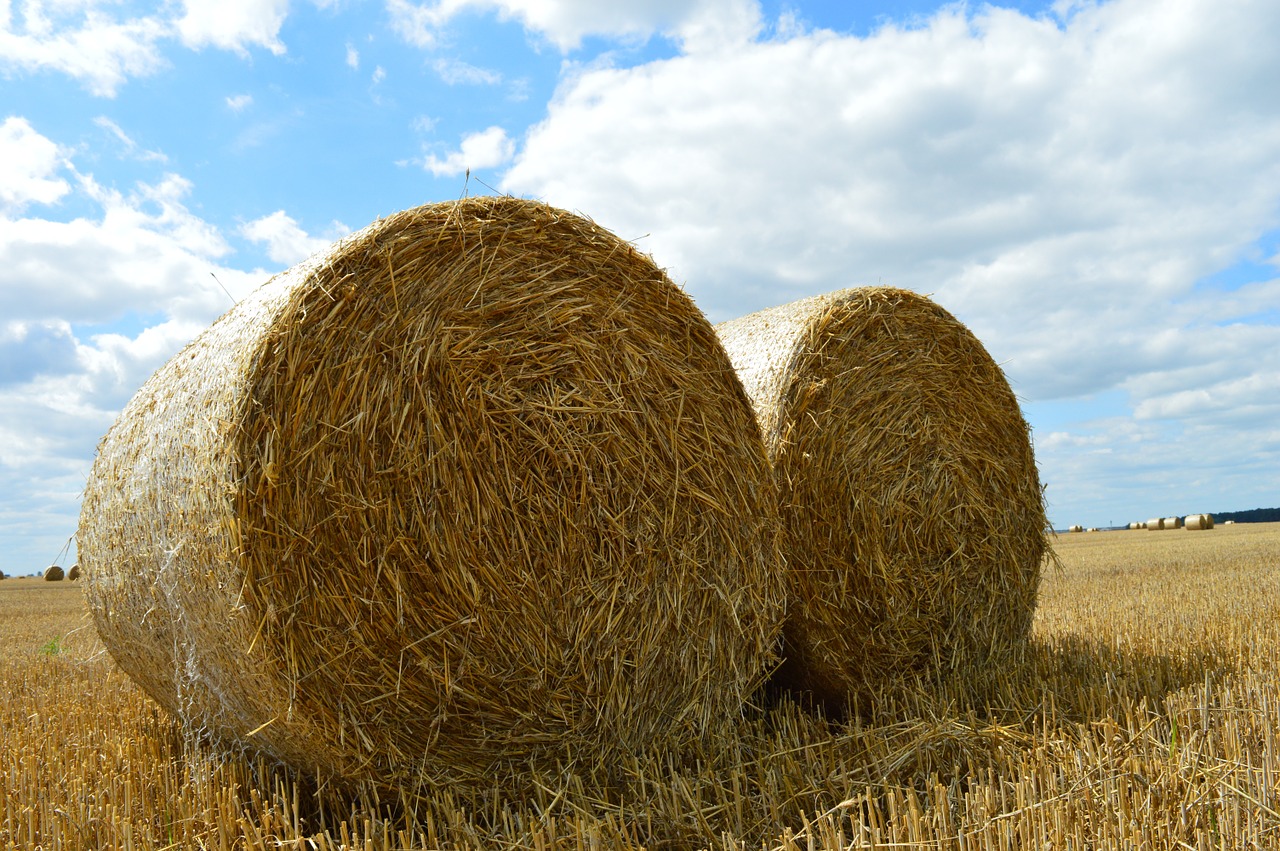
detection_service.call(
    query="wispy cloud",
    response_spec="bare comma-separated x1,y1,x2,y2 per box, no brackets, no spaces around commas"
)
93,116,168,162
432,58,501,86
386,0,763,52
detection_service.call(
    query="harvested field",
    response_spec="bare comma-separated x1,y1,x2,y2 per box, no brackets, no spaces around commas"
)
5,523,1279,848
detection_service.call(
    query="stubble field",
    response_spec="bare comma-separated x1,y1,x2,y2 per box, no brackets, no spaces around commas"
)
3,522,1279,849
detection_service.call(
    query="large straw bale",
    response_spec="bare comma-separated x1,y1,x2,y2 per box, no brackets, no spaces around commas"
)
78,196,784,797
67,563,81,580
1184,513,1214,530
43,564,64,581
1147,517,1164,530
1069,525,1084,533
715,287,1048,709
1165,516,1182,529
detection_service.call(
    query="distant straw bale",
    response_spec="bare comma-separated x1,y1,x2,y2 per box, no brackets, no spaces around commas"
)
1069,525,1084,533
78,196,785,797
715,287,1048,709
1165,516,1183,529
67,563,81,580
1147,518,1164,531
1184,513,1214,531
43,565,64,581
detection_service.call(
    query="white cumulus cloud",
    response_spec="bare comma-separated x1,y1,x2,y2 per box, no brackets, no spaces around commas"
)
0,117,69,211
174,0,290,56
241,211,350,265
0,1,169,96
0,168,259,326
491,0,1280,528
502,0,1280,394
424,126,514,176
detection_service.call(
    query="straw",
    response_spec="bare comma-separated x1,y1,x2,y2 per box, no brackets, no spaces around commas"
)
79,196,785,798
716,287,1048,709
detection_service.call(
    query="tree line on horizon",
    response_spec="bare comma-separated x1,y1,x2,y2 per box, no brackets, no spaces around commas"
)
1211,506,1280,524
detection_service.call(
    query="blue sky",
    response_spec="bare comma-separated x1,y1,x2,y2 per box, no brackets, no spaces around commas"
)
1,0,1278,574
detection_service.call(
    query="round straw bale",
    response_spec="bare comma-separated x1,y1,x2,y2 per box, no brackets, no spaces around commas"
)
1069,525,1084,533
67,563,81,580
1184,513,1214,530
1147,517,1164,530
78,196,784,796
715,287,1048,709
1165,516,1182,529
43,565,64,581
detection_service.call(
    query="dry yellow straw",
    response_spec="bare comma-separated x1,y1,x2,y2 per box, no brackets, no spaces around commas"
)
79,196,784,797
716,287,1048,709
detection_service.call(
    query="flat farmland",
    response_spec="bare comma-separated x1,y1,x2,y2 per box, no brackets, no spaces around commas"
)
4,523,1279,849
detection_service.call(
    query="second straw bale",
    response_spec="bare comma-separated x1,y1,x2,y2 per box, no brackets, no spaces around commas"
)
716,287,1049,709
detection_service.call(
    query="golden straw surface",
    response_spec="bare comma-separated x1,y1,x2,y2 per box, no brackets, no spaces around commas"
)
716,287,1048,710
79,196,784,798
